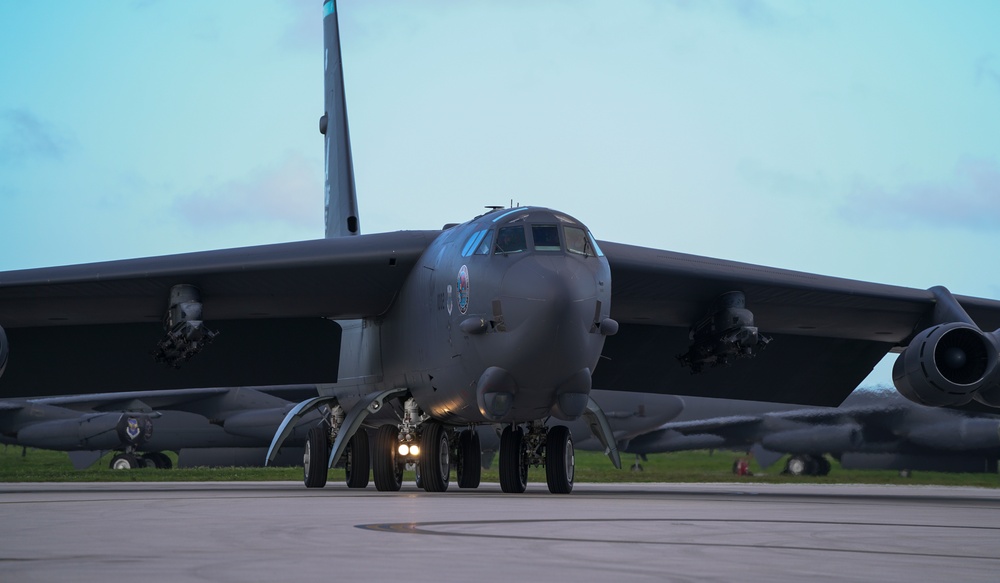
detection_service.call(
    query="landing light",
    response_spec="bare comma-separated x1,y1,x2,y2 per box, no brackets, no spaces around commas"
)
397,444,420,456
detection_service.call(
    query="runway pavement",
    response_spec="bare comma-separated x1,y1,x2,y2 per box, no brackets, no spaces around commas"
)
1,481,998,582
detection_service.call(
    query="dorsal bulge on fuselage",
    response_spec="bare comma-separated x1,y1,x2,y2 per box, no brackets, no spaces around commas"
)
388,207,616,425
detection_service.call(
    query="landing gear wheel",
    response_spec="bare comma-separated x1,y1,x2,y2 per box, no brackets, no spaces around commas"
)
110,453,140,470
816,456,831,476
456,429,482,489
545,425,574,494
143,452,172,469
419,423,451,492
785,455,816,476
499,425,528,494
345,430,370,488
373,424,403,491
304,426,329,488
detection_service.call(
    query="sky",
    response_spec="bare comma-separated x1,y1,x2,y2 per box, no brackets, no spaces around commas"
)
1,0,999,390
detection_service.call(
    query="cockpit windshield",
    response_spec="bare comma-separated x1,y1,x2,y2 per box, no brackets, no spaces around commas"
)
494,225,528,254
565,226,601,256
481,208,602,257
531,224,560,251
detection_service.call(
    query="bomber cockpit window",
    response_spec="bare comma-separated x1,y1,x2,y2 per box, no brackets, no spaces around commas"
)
494,225,527,254
473,230,493,255
531,224,561,251
565,226,601,256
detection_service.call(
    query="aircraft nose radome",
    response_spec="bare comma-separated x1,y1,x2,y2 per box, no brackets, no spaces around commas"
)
499,255,597,305
494,255,603,380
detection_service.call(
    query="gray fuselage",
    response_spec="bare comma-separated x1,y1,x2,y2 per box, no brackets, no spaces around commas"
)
326,207,613,426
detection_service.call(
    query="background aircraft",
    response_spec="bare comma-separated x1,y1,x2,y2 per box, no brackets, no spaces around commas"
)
2,1,1000,498
625,389,1000,476
1,389,682,476
0,386,320,469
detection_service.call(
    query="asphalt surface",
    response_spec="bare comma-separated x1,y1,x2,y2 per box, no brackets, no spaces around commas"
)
1,481,998,582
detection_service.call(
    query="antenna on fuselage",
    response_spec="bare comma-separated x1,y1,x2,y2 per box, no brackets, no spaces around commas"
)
320,0,360,238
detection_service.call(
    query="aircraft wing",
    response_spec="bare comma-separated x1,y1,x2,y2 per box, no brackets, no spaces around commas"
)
593,241,1000,407
623,399,905,455
0,231,439,396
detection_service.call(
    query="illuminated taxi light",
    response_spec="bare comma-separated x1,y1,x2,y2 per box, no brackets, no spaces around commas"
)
398,444,409,456
409,445,420,456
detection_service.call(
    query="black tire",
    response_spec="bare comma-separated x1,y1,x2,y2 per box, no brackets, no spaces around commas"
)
816,456,831,476
456,429,482,489
785,455,815,476
419,423,451,492
304,426,329,488
499,425,527,494
143,452,173,469
545,425,574,494
345,430,371,488
373,424,403,492
109,453,139,470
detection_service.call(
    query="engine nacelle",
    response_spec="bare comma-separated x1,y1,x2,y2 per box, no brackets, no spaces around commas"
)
0,324,8,378
893,323,1000,407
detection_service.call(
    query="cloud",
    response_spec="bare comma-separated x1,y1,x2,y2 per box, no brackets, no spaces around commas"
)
0,109,69,164
842,157,1000,229
173,151,323,230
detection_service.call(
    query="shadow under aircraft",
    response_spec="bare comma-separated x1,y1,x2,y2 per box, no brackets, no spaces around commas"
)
2,1,1000,495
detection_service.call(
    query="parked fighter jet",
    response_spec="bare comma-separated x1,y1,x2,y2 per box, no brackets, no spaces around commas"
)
2,1,1000,497
624,389,1000,476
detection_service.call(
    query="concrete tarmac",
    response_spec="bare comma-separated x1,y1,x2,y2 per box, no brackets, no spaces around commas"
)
1,481,998,582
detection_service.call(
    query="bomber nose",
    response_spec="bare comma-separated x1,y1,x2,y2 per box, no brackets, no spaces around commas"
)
484,256,603,417
499,254,597,336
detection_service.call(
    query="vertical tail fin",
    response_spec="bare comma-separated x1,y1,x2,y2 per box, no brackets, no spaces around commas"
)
321,0,360,238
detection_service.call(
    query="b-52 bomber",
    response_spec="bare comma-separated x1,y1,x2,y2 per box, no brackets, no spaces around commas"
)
2,1,1000,494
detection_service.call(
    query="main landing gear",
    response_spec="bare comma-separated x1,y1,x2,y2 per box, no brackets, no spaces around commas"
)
370,399,483,493
300,398,575,495
303,405,371,489
782,454,831,476
499,421,575,494
108,451,172,470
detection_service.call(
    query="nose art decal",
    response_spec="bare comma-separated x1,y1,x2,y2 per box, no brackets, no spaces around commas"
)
458,265,470,315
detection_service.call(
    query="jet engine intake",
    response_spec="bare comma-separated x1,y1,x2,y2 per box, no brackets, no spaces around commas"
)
892,322,1000,407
